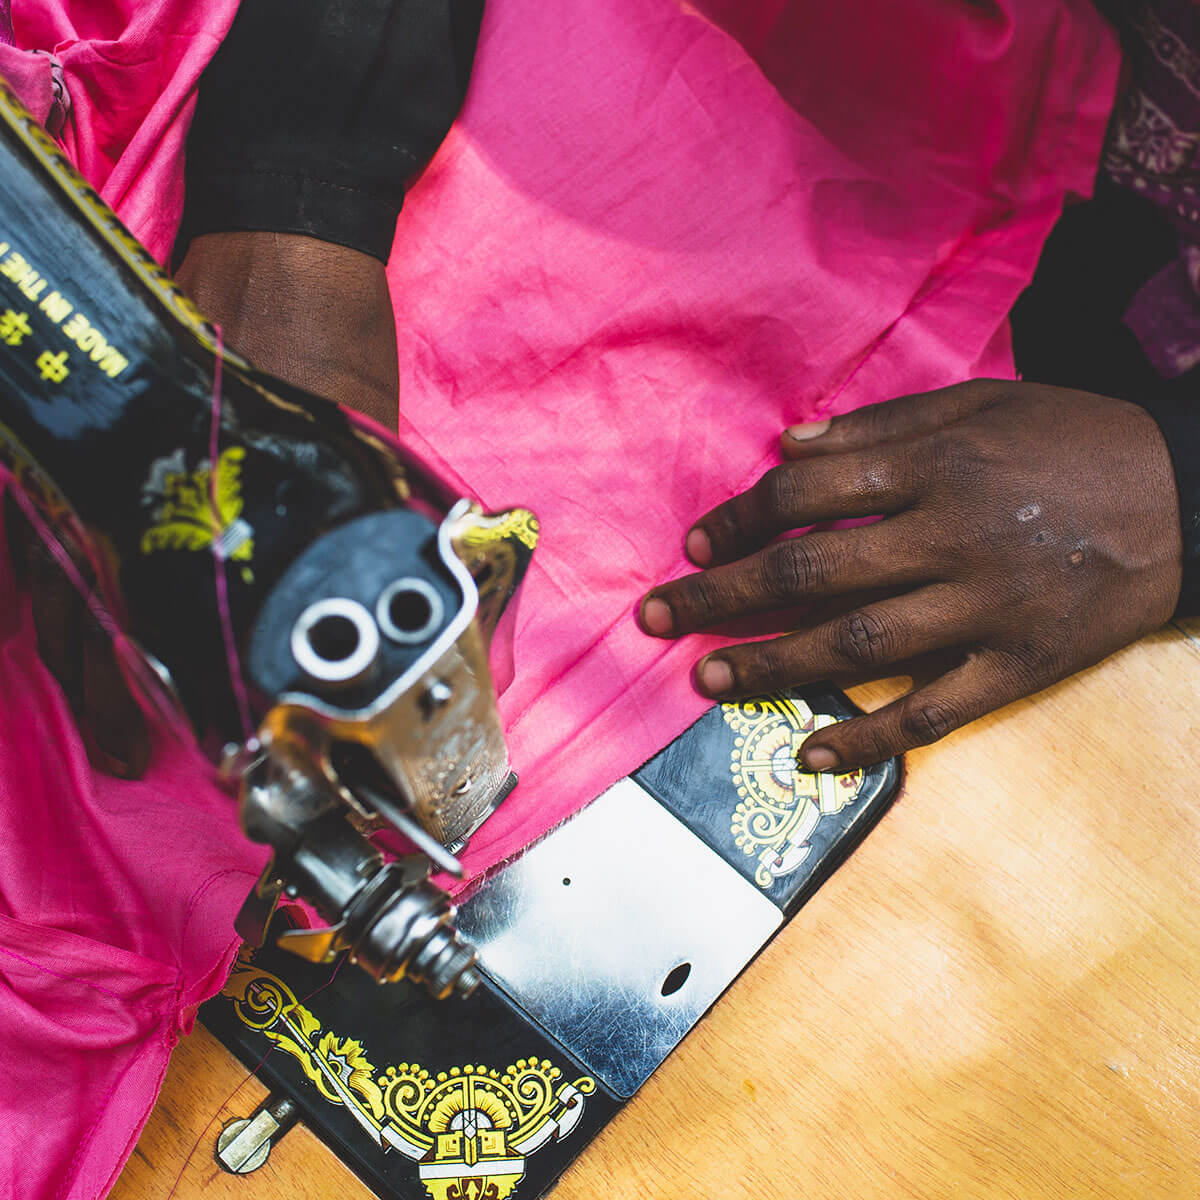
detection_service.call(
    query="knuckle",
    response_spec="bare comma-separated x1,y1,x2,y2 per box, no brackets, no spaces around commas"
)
839,719,901,767
853,401,898,441
929,431,991,487
712,497,751,549
832,609,894,669
761,539,824,598
719,643,770,694
900,699,960,747
679,572,727,624
868,399,901,432
756,465,802,519
751,637,796,688
854,453,901,502
997,636,1063,684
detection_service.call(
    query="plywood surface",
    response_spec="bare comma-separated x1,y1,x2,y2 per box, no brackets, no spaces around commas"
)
113,623,1200,1200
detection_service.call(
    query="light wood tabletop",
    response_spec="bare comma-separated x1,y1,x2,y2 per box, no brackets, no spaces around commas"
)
113,617,1200,1200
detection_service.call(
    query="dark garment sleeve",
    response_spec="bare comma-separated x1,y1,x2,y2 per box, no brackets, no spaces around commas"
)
174,0,485,265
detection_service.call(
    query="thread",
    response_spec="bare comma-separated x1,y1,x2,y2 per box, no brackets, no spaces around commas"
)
3,473,117,636
206,326,255,745
162,955,346,1198
0,467,196,748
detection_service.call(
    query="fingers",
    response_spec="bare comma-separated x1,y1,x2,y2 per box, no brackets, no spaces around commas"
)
780,379,1003,461
690,586,975,696
642,520,931,637
686,449,927,567
794,649,1029,771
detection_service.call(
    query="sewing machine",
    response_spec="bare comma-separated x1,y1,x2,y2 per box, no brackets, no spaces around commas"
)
0,81,898,1199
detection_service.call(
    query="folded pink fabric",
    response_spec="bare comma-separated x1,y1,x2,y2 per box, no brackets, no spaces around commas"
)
11,0,237,263
0,2,1118,1197
0,6,257,1200
0,554,262,1200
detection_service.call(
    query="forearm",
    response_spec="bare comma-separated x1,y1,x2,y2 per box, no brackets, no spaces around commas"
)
176,231,399,426
172,0,484,426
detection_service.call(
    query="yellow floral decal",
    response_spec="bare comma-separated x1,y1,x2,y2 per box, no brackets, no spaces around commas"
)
223,955,595,1200
723,695,865,888
140,446,254,569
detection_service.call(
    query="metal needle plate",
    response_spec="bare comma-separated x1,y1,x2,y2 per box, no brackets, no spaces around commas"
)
456,776,781,1097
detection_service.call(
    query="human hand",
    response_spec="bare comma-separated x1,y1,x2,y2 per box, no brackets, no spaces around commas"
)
639,381,1183,770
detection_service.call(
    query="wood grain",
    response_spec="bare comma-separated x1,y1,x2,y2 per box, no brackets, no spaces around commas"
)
113,625,1200,1200
111,1027,367,1199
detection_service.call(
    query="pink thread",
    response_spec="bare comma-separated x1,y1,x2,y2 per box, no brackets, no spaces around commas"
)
0,941,127,1002
161,1039,276,1200
3,477,118,637
1,469,196,748
162,955,347,1200
207,327,254,744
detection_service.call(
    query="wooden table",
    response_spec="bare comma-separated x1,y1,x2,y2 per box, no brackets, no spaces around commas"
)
113,617,1200,1200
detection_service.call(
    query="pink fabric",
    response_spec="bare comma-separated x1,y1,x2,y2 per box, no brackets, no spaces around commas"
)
390,0,1121,888
0,5,258,1199
0,1,1119,1197
0,509,264,1200
11,0,239,262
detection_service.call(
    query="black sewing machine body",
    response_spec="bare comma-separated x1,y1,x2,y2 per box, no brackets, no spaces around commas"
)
206,687,900,1199
0,79,902,1199
0,77,535,997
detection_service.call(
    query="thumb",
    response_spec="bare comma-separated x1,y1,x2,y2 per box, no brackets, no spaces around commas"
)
782,379,1003,459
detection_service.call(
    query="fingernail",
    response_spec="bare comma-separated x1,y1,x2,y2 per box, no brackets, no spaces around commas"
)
698,656,733,694
640,596,674,635
685,526,712,566
803,745,839,772
784,419,831,443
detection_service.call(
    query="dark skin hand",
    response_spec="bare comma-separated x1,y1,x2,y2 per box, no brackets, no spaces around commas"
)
640,380,1184,772
23,231,398,776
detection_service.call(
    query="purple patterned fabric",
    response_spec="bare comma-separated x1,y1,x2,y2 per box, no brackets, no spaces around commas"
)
1105,0,1200,374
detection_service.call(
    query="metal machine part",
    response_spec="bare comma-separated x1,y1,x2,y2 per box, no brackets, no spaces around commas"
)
0,78,539,993
290,598,382,687
375,577,444,645
248,503,517,853
216,1096,300,1175
235,747,481,999
230,501,532,991
456,776,782,1097
202,688,902,1200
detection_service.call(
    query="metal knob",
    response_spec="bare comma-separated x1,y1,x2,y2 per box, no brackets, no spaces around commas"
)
215,1095,299,1174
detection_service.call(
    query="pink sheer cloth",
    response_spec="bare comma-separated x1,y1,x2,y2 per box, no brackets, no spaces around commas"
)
0,6,258,1200
0,2,1118,1197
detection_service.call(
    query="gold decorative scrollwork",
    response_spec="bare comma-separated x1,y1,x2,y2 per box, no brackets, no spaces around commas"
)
456,507,540,551
447,503,540,645
723,695,865,888
222,956,595,1200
